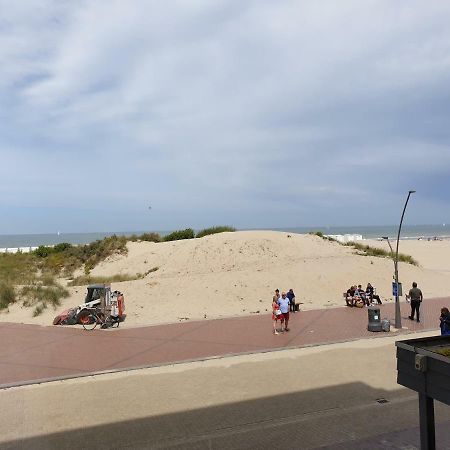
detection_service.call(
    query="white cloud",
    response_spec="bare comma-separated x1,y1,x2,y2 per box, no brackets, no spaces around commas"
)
1,0,450,232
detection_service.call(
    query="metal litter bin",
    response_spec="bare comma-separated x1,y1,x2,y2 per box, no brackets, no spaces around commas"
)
368,305,382,332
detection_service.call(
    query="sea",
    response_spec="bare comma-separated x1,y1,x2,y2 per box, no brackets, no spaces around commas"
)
0,224,448,249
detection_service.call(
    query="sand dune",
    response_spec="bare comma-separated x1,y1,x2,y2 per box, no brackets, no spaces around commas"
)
2,231,449,326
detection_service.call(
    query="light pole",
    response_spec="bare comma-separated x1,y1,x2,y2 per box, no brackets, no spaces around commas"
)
382,235,396,312
383,190,416,329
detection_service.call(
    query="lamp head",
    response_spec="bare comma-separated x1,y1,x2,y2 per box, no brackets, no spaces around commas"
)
382,236,389,240
409,190,416,194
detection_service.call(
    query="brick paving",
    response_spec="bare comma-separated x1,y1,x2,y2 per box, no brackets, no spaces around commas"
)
0,296,449,388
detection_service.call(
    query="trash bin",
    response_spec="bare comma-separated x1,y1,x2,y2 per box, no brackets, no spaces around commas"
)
368,306,382,332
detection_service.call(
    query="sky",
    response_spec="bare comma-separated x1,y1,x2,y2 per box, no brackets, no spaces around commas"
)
1,0,450,234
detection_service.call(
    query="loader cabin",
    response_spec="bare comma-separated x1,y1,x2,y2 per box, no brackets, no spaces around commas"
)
85,284,109,305
84,284,126,322
84,284,112,315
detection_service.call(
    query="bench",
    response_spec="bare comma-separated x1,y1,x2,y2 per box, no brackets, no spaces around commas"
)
343,292,364,308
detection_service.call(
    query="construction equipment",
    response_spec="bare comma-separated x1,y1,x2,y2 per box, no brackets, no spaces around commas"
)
53,284,126,327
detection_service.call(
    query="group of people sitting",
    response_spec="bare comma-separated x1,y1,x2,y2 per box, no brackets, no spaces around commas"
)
345,283,382,307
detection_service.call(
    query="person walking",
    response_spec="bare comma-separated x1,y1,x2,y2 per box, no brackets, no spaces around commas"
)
272,295,281,335
278,291,291,332
407,282,423,322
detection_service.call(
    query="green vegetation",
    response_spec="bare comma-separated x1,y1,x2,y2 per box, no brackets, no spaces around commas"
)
137,232,162,242
0,253,37,285
1,225,234,314
21,278,70,316
308,231,336,242
163,228,195,242
0,236,128,314
21,283,69,308
129,232,162,242
309,231,418,266
68,267,159,286
196,226,236,238
0,283,16,309
346,242,418,265
33,235,128,275
33,303,46,317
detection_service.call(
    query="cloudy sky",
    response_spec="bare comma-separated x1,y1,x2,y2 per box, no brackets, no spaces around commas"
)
1,0,449,234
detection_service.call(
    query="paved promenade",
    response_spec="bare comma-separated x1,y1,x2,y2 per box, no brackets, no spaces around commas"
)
1,296,449,388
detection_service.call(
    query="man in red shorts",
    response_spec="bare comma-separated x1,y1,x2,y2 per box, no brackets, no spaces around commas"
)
277,291,291,332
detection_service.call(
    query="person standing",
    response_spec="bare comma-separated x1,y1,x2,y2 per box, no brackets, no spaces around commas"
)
278,292,290,332
273,289,280,303
272,296,281,335
408,282,423,322
439,307,450,335
287,288,296,312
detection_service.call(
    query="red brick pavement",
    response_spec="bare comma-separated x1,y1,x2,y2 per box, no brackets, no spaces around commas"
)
1,297,449,388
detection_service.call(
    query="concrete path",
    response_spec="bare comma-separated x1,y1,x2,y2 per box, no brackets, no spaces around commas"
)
1,331,449,449
1,297,449,388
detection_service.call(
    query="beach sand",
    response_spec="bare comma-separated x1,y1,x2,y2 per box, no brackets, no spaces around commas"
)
1,230,449,326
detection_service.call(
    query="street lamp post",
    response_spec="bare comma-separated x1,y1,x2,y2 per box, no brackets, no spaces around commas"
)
383,190,416,329
382,235,397,317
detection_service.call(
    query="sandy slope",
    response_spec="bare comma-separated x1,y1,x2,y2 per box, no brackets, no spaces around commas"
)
2,231,449,326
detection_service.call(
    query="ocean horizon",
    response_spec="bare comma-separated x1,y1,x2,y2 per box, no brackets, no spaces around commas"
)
0,224,448,248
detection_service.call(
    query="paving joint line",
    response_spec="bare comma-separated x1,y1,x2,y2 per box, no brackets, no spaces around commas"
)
124,394,420,449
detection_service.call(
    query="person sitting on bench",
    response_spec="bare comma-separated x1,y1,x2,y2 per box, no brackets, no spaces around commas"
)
356,284,369,306
346,286,356,306
366,283,382,305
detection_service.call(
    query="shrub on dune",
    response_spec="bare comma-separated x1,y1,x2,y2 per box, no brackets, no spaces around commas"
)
0,283,16,309
196,226,236,238
138,232,161,242
309,231,418,266
68,267,159,286
163,228,195,242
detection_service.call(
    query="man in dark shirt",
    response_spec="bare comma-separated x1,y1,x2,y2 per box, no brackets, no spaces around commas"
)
366,283,382,305
407,282,423,322
286,288,296,312
346,286,356,307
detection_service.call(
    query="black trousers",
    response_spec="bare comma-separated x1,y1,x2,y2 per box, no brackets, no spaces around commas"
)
410,300,421,321
372,294,382,304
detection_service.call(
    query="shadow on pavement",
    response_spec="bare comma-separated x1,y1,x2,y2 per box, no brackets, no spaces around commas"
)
2,382,450,449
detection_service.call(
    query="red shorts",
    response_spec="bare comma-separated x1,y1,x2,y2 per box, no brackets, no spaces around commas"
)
281,312,289,321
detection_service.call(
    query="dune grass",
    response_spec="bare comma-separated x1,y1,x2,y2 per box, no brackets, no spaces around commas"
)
34,235,129,275
1,225,233,314
128,232,162,243
0,253,37,285
68,267,159,287
308,231,337,242
309,230,418,266
163,228,195,242
20,278,70,316
196,226,236,238
345,242,418,265
0,283,16,309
